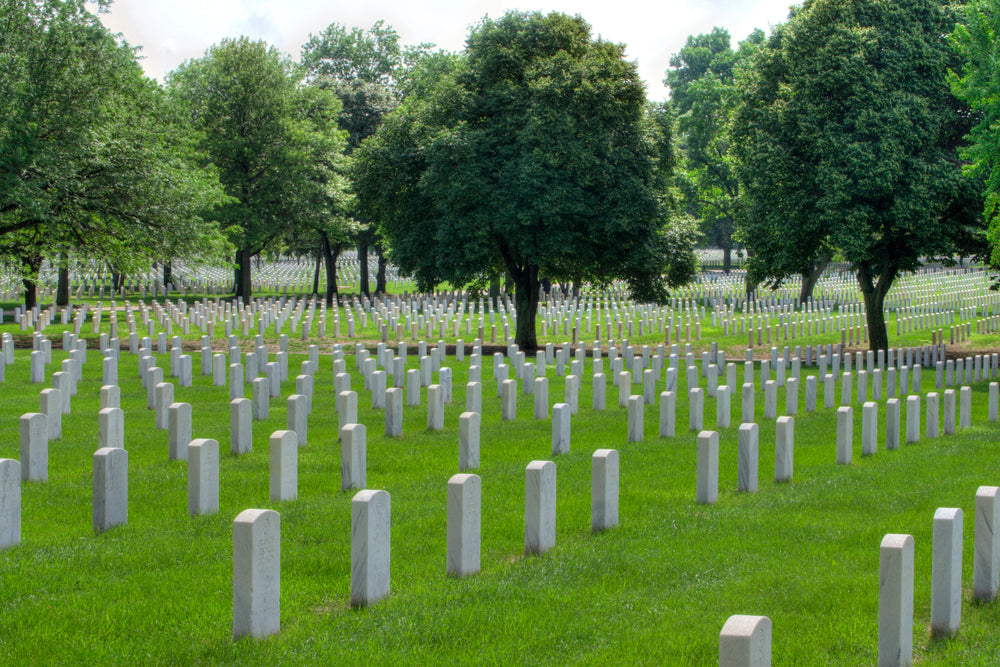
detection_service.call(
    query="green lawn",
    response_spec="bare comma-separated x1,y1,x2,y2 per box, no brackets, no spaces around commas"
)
0,340,998,664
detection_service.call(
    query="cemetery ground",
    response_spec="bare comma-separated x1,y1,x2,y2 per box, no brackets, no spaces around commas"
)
1,304,1000,664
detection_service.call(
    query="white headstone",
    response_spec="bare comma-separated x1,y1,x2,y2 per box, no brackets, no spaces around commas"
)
591,449,619,533
93,447,127,533
232,508,280,639
525,460,556,555
447,474,481,578
351,489,391,607
188,438,219,516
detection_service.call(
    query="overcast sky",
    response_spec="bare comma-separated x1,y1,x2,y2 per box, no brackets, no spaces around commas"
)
97,0,795,102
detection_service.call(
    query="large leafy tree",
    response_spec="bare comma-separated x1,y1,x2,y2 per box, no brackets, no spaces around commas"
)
302,21,433,296
666,27,763,275
0,0,229,307
732,0,985,351
168,38,348,299
951,0,1000,266
354,11,697,350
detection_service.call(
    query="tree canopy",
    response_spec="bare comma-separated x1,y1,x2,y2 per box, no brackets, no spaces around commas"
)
951,0,1000,267
666,27,763,275
731,0,985,351
168,37,349,299
0,0,229,306
354,11,698,350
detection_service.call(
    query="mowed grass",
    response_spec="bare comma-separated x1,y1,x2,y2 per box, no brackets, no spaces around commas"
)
0,345,998,664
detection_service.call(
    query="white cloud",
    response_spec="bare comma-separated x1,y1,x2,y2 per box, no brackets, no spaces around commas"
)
101,0,794,100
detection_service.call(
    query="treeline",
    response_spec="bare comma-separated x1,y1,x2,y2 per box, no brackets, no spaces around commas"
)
4,1,1000,351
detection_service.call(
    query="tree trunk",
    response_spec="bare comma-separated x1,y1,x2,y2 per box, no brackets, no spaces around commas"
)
798,255,831,304
357,236,370,297
321,231,341,307
722,240,732,274
375,246,387,295
235,247,253,299
857,263,895,352
312,248,321,295
489,275,500,308
57,253,69,306
163,260,173,291
21,254,42,310
511,263,540,351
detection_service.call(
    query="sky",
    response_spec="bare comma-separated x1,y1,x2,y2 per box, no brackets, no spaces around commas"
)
96,0,795,102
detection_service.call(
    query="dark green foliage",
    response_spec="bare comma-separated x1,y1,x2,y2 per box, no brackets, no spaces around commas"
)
168,38,348,299
354,11,697,349
0,0,229,305
732,0,985,350
951,0,1000,267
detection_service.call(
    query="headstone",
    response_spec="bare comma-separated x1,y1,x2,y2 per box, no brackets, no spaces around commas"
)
862,402,878,456
19,413,47,481
593,372,606,411
886,398,900,451
738,423,759,492
252,377,269,421
879,533,914,667
466,381,482,415
40,388,61,441
742,383,755,423
591,449,619,533
696,431,719,504
501,379,517,421
719,615,771,667
188,438,219,516
0,460,19,549
337,391,358,434
628,395,643,442
231,398,252,455
837,406,852,465
906,395,920,444
427,384,444,431
385,388,402,437
525,460,556,555
659,391,675,438
459,412,480,470
287,395,308,447
974,486,1000,602
927,392,940,438
775,416,793,482
447,474,481,577
229,363,244,400
340,424,366,491
931,507,963,637
93,447,127,533
232,508,280,639
960,386,972,429
752,367,775,414
689,388,704,432
269,430,297,502
351,489,391,607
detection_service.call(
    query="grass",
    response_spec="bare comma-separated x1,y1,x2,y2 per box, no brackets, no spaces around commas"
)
0,339,999,665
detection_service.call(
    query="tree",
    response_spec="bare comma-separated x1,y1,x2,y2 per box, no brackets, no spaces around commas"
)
731,0,985,351
168,38,347,300
666,28,763,275
951,0,1000,266
354,11,697,350
0,0,229,307
302,21,434,296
